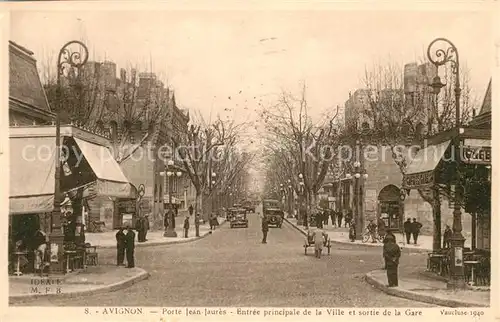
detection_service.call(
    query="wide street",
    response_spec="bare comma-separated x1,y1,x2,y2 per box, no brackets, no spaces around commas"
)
13,212,433,307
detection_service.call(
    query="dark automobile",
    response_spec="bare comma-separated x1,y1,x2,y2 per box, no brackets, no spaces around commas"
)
242,201,255,213
226,207,238,221
265,208,284,228
230,209,248,228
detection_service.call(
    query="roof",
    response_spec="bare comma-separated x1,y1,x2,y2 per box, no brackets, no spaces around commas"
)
478,79,491,115
9,41,51,112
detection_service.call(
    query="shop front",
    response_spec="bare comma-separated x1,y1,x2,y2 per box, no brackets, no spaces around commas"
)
9,125,137,276
402,127,491,286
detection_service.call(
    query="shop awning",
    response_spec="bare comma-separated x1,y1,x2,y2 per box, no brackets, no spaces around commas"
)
9,137,57,214
73,138,137,199
9,135,137,215
402,140,451,189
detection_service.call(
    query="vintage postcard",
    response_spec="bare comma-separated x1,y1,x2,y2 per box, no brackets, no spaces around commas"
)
1,0,498,321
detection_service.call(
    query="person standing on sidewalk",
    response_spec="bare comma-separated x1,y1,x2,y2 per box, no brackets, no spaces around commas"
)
382,230,396,269
411,218,422,244
183,216,190,238
261,215,269,244
403,218,412,244
115,227,126,266
124,225,135,268
143,214,150,241
344,211,352,227
188,204,194,216
443,225,452,248
337,210,343,228
383,234,401,287
195,213,201,237
349,220,356,242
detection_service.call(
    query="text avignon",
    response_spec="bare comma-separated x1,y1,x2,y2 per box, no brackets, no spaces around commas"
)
101,308,143,315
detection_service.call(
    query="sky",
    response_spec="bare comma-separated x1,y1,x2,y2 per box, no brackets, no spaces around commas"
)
10,6,494,127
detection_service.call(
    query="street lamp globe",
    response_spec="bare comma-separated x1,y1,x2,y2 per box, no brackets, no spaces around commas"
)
288,185,292,189
159,171,165,177
212,180,216,185
346,173,352,179
298,173,303,179
212,172,216,178
167,160,174,166
280,183,284,187
166,171,173,177
299,181,304,186
176,171,182,177
363,173,369,179
287,179,291,183
354,173,361,179
354,161,361,167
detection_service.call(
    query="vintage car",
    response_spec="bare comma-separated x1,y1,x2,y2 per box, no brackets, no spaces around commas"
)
230,209,248,228
265,208,284,228
226,207,238,220
242,200,256,213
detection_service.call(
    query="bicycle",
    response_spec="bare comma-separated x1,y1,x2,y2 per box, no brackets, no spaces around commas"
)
361,227,384,243
87,220,105,233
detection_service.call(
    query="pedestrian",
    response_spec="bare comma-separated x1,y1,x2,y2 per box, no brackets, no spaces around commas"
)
313,227,328,258
382,230,396,269
210,213,217,230
183,216,190,238
135,216,143,242
188,204,194,216
367,220,377,243
403,218,412,244
330,209,336,227
377,217,386,239
261,215,269,244
124,225,135,268
443,225,452,248
349,220,356,242
115,227,126,266
337,210,343,228
195,213,201,237
383,234,401,287
164,210,170,231
345,211,352,227
143,214,150,241
411,218,422,244
323,209,329,227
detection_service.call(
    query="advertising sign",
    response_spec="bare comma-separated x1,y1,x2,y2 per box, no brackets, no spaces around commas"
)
454,247,463,266
50,243,59,263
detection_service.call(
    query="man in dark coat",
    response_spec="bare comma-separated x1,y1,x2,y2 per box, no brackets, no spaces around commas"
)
443,225,452,248
261,216,269,244
124,225,135,268
383,234,401,287
403,218,412,244
330,210,336,228
136,216,145,242
115,227,126,266
382,230,396,269
337,210,343,228
323,209,329,227
195,213,201,237
183,216,190,238
411,218,423,244
345,211,352,227
349,220,356,242
188,204,194,216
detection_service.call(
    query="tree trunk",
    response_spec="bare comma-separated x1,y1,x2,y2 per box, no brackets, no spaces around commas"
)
195,191,205,220
432,186,442,251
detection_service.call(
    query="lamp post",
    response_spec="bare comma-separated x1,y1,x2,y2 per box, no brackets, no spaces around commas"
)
287,179,293,218
161,160,182,237
346,158,368,240
211,172,217,214
51,41,88,274
427,37,466,289
298,173,306,228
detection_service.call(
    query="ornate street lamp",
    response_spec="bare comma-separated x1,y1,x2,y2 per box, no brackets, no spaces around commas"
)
211,172,217,214
345,160,368,240
427,37,466,289
50,41,88,274
161,160,182,237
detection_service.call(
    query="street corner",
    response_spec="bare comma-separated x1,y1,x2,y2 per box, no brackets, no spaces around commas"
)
9,266,150,303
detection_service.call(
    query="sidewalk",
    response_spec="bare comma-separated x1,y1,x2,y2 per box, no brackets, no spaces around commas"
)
365,269,490,307
86,216,226,249
9,265,149,303
283,217,471,252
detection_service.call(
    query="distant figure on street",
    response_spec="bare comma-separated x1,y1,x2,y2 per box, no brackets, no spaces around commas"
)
183,216,190,238
188,204,194,216
403,218,412,244
349,220,356,242
443,225,452,249
143,214,150,241
323,209,329,227
210,213,218,230
383,234,401,287
330,210,336,227
345,211,352,227
337,210,343,228
136,215,149,242
367,220,377,243
115,227,126,266
411,218,422,244
313,227,328,258
261,215,269,244
195,213,201,237
124,225,136,268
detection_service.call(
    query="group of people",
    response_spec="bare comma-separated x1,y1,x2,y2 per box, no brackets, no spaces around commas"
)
115,225,136,268
403,218,423,244
309,208,353,229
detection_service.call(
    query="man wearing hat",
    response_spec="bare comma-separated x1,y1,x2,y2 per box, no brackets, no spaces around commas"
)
115,226,126,266
124,224,136,268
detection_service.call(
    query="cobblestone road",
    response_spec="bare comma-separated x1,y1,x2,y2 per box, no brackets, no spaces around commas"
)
13,213,434,307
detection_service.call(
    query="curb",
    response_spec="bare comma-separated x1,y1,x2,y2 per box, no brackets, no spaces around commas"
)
364,270,488,308
283,218,430,254
94,219,227,249
9,268,150,302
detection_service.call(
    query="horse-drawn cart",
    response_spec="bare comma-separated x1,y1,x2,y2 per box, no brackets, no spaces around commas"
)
303,232,331,255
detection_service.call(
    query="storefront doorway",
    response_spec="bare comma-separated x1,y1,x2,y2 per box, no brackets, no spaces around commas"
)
378,184,403,231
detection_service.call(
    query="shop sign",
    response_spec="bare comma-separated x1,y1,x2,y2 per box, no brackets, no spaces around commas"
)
403,171,434,189
462,146,491,164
